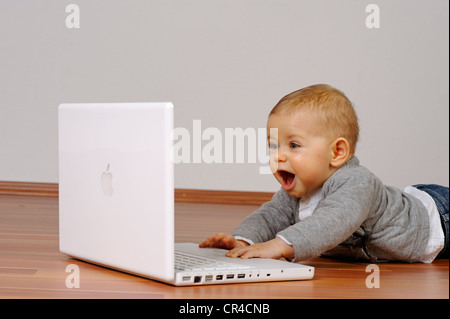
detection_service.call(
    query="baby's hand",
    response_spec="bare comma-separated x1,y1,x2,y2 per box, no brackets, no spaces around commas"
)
199,233,249,250
226,237,295,260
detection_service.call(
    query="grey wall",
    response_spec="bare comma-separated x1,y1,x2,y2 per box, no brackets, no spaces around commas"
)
0,0,448,192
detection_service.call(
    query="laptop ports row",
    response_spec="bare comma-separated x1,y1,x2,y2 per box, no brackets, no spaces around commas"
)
184,273,246,283
222,273,245,280
193,275,213,283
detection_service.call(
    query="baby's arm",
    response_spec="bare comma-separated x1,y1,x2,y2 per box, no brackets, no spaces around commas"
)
231,189,298,244
200,190,297,259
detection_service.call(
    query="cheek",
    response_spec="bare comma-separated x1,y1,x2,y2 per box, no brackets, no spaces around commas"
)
293,157,322,181
269,156,278,174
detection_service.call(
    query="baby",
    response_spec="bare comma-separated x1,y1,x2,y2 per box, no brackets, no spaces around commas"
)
200,84,449,263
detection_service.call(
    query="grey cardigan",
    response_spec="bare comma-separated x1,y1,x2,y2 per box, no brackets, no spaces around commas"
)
232,156,429,262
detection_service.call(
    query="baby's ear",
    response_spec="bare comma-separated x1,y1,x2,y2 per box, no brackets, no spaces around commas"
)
330,137,350,168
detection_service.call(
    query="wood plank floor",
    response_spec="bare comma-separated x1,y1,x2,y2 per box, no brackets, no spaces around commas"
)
0,194,448,299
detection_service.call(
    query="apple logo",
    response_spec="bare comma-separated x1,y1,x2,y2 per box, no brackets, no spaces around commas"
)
101,164,113,197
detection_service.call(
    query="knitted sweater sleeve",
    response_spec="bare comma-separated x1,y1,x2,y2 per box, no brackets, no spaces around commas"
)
231,188,298,244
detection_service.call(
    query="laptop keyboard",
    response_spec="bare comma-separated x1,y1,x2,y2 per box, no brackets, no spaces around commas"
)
175,251,251,271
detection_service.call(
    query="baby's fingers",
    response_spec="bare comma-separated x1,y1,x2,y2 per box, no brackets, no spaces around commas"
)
199,234,219,247
199,233,235,249
199,236,214,248
226,246,251,258
226,244,268,259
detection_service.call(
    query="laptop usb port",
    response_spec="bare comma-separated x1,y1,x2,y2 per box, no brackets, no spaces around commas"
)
205,275,213,282
226,274,234,279
237,274,245,279
182,276,191,281
216,275,223,280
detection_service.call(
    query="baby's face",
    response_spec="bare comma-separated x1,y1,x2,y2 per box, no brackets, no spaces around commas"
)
267,109,336,198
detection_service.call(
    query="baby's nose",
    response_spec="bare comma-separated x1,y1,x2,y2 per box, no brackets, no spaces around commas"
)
276,149,287,162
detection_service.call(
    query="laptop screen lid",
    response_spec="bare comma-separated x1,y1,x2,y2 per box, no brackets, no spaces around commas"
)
58,102,174,282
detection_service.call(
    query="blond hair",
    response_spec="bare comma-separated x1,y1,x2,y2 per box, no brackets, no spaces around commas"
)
269,84,359,155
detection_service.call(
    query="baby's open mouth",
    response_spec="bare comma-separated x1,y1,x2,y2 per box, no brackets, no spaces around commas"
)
278,170,296,190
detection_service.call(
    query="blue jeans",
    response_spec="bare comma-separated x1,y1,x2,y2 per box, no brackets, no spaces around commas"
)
413,184,449,259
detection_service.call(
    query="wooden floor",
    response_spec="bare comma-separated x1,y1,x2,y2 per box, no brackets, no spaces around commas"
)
0,194,448,299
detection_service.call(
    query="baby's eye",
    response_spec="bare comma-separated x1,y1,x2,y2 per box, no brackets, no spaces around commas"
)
269,142,279,150
290,142,301,149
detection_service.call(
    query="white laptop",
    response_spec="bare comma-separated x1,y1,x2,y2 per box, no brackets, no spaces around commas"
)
58,102,314,286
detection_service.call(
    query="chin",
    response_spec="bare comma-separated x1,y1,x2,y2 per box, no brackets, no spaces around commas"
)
285,188,303,198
